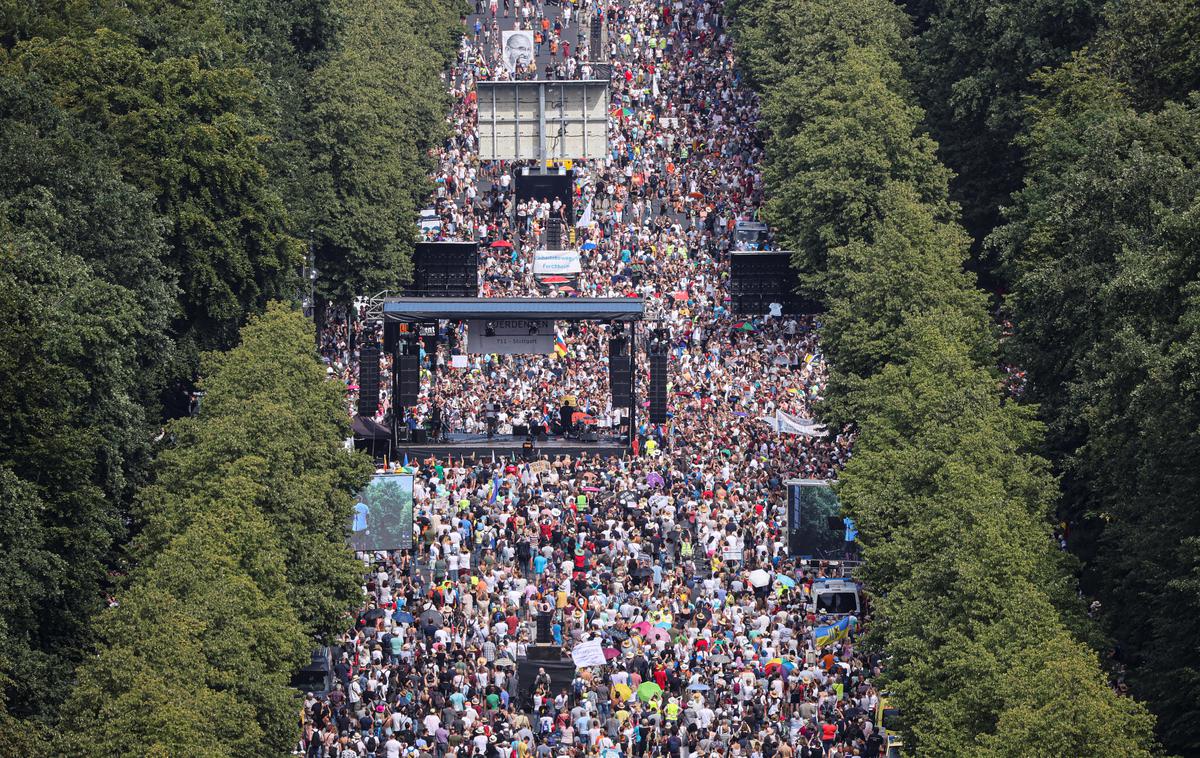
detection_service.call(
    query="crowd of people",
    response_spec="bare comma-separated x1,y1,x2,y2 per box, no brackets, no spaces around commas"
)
308,0,888,755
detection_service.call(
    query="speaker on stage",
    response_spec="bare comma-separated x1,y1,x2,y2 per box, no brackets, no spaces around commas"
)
412,429,428,444
513,424,529,437
581,430,598,443
357,341,381,417
609,348,632,409
648,352,668,424
396,354,420,407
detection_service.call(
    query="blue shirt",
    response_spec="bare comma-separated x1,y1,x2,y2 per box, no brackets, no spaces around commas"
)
534,555,549,575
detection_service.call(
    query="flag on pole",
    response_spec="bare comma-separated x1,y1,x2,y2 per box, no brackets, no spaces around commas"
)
575,199,594,228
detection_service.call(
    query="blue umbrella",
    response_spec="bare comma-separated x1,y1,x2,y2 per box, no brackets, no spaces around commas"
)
394,611,414,624
582,241,598,250
777,575,797,588
687,683,710,691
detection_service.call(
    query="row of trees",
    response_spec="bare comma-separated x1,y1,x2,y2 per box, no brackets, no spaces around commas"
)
987,1,1200,752
63,304,372,755
893,0,1199,750
733,0,1159,753
0,0,458,743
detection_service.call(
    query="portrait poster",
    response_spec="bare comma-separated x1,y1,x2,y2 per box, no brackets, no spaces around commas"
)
502,30,535,73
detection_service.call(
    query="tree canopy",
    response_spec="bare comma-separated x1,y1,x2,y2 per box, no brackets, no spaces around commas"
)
735,0,1162,751
0,0,455,739
64,304,372,756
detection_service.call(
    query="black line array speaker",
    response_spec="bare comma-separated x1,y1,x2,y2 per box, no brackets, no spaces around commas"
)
729,252,823,314
411,242,479,297
396,355,421,407
357,341,381,417
648,353,668,424
609,350,632,408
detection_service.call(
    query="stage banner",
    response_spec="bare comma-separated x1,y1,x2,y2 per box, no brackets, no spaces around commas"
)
533,249,583,276
466,319,555,354
351,474,414,551
785,479,843,558
571,638,608,668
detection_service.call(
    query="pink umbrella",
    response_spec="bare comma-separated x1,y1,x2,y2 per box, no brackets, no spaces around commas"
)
645,627,671,643
633,621,652,636
604,647,620,661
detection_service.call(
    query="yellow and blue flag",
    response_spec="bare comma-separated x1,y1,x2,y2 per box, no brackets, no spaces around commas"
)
813,617,854,649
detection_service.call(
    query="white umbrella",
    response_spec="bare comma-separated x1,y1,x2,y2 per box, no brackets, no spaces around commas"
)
748,569,770,588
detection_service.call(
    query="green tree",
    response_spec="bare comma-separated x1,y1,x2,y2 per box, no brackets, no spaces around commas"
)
737,0,1163,750
756,45,953,295
305,0,460,302
995,57,1200,751
6,29,302,364
135,304,372,639
908,0,1103,265
66,305,370,755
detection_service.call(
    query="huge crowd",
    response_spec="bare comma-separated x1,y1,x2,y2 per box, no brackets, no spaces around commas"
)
309,0,887,756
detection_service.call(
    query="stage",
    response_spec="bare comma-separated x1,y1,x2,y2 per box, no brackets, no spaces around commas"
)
393,430,628,460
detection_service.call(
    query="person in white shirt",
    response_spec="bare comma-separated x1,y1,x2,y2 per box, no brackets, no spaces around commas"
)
385,735,403,758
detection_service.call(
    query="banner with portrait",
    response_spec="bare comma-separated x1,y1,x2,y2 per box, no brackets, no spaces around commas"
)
502,30,535,73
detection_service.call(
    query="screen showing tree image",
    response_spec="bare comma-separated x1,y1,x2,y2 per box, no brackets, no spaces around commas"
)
786,480,844,558
351,474,414,551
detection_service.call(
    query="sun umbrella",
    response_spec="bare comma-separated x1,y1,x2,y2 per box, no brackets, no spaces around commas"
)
490,240,513,248
541,275,570,284
655,622,672,630
604,647,620,661
613,683,633,700
645,627,671,643
708,654,731,664
420,608,444,626
394,611,414,624
687,683,710,692
748,569,771,588
764,658,783,674
633,621,653,636
582,241,598,250
777,575,797,588
495,657,515,667
671,291,689,301
636,682,663,702
645,472,665,488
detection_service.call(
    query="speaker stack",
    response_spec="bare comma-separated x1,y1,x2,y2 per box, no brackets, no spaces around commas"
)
396,354,421,407
609,336,632,408
357,340,381,417
648,352,668,424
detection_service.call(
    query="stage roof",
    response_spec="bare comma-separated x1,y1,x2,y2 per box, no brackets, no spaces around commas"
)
380,297,644,322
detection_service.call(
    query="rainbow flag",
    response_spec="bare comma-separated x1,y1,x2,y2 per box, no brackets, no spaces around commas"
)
554,332,568,358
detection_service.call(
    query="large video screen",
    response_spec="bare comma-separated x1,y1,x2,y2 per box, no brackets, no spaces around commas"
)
786,480,844,558
350,474,414,551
